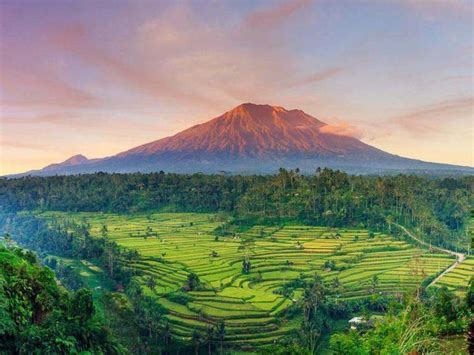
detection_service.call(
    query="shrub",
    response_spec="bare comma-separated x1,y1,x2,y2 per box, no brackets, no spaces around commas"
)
166,291,192,305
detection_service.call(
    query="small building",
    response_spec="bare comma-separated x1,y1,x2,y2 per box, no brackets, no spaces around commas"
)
348,316,366,330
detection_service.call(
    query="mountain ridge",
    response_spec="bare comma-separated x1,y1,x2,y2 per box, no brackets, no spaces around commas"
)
8,103,474,177
117,103,384,159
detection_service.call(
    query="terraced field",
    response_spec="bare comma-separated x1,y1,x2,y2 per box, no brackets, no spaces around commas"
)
38,212,459,347
435,257,474,295
431,216,473,296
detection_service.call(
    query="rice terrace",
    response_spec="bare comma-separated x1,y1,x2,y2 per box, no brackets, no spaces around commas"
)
2,172,473,353
34,211,471,348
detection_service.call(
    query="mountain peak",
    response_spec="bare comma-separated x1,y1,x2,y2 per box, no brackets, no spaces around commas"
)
227,103,288,117
63,154,88,165
42,154,89,172
233,102,273,110
118,102,358,159
15,103,471,177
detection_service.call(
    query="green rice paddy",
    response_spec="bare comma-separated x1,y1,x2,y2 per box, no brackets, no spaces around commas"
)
435,257,474,295
431,216,473,296
38,212,469,346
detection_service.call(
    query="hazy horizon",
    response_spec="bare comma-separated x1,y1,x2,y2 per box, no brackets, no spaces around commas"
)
1,0,473,175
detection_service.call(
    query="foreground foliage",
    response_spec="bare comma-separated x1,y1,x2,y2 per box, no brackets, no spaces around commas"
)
329,285,473,355
0,245,124,354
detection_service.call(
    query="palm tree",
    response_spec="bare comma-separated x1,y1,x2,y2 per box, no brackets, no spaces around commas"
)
206,324,214,355
216,321,225,354
192,329,202,355
145,275,157,291
104,241,116,277
468,315,474,355
187,273,200,291
148,300,164,341
163,321,172,352
331,277,342,303
370,274,379,294
100,224,108,237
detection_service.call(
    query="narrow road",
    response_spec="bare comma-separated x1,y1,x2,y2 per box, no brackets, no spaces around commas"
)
392,223,465,288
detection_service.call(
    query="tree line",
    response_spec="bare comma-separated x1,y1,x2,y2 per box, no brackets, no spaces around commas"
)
1,169,472,250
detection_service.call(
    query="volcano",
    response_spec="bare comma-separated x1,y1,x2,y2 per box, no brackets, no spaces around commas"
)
14,103,473,176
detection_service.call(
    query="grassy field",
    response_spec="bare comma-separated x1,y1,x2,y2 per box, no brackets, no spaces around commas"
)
38,211,466,347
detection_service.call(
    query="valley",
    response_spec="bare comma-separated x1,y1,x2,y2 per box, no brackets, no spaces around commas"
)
1,171,472,353
35,211,469,349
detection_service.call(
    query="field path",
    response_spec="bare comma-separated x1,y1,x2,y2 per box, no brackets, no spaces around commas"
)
393,223,465,288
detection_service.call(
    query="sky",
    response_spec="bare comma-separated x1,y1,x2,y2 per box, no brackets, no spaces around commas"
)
0,0,473,175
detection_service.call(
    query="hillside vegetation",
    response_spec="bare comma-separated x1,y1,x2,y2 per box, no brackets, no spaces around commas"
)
1,169,472,250
0,245,123,354
0,169,472,353
34,211,465,348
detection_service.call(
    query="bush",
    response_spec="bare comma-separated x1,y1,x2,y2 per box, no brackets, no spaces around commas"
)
166,291,192,305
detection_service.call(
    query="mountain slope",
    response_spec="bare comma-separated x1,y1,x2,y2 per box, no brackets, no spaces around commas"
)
42,154,90,171
11,103,473,176
118,103,377,158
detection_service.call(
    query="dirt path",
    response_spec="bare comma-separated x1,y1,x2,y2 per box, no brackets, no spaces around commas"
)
393,223,465,288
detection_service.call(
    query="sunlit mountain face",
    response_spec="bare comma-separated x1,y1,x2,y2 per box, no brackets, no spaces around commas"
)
14,103,473,176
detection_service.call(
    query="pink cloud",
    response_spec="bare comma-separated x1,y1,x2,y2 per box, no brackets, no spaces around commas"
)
244,0,313,28
118,2,326,108
288,67,344,88
398,0,473,21
49,23,215,108
0,113,65,125
1,1,328,117
0,111,178,135
1,65,98,109
392,97,473,135
0,139,49,151
319,122,364,139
